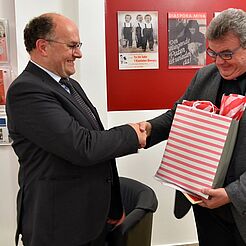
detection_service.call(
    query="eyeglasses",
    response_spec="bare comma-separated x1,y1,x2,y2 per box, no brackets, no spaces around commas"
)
45,39,82,51
206,46,241,60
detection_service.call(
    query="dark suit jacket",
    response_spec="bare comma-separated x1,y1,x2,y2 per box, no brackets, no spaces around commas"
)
6,62,139,246
147,63,246,242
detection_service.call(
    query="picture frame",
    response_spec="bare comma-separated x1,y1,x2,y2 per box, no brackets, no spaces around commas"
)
117,11,159,70
0,18,9,64
0,113,12,145
0,67,12,105
168,12,207,69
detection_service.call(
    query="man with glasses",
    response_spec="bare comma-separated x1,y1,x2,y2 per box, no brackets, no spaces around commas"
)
6,13,147,246
140,8,246,245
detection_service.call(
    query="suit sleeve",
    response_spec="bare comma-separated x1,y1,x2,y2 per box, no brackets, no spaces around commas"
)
6,79,139,166
225,115,246,215
225,173,246,216
146,69,200,147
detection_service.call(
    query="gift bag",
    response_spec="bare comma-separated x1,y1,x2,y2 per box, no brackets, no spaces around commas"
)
155,103,239,199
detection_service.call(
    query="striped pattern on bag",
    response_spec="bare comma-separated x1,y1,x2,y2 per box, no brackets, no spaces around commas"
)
155,104,234,198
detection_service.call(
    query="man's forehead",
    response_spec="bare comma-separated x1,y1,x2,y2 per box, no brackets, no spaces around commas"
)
208,35,240,51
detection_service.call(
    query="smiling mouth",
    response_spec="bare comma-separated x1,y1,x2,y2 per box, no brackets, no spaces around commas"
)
218,64,231,69
67,60,75,64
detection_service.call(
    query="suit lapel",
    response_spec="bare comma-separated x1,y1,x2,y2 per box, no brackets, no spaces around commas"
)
25,62,104,130
71,80,104,129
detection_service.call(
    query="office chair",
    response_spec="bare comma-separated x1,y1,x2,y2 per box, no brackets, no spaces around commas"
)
107,177,158,246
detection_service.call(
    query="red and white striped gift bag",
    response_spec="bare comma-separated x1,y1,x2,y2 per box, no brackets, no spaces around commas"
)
155,104,238,199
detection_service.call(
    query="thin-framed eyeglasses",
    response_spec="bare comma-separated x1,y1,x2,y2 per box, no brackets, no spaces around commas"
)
45,39,82,51
206,46,241,60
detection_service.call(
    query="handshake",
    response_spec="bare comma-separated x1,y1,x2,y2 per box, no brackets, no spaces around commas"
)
129,122,152,149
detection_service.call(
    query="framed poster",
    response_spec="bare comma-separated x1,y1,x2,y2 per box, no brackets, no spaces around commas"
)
0,19,9,63
0,67,11,105
168,12,207,69
118,11,159,70
0,114,11,145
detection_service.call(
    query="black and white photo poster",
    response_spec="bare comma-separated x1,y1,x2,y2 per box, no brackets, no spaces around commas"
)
118,11,159,70
168,12,207,69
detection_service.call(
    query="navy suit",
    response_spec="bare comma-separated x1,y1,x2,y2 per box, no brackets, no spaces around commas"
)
6,62,139,246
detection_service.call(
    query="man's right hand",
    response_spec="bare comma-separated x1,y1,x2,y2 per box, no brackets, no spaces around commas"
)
128,123,147,148
138,121,152,137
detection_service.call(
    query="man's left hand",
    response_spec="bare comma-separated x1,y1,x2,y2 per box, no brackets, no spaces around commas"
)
199,188,230,209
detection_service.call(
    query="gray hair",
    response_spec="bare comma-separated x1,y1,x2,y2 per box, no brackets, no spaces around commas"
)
206,8,246,48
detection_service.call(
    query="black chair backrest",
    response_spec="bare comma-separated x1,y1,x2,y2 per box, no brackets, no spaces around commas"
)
119,177,158,215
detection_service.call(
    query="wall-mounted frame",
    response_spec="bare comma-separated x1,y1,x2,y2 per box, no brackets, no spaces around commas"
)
0,19,9,64
0,67,11,105
117,11,159,70
0,113,12,145
168,12,207,69
0,18,12,146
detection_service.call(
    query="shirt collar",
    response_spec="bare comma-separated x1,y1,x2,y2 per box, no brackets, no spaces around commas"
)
30,60,62,83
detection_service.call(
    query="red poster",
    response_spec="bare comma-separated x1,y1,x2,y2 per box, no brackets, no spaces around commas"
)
0,70,5,104
0,68,11,105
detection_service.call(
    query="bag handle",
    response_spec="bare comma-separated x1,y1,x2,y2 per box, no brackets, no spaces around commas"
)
192,100,217,114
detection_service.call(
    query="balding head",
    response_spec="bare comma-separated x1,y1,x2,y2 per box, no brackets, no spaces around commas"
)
24,13,76,53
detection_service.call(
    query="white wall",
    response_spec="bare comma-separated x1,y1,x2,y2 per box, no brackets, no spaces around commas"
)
0,0,198,245
78,0,108,126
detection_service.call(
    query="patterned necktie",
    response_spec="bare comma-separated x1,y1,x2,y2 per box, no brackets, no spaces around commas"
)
60,78,100,130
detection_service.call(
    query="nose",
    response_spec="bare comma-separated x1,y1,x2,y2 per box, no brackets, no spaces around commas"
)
215,55,225,65
73,48,82,58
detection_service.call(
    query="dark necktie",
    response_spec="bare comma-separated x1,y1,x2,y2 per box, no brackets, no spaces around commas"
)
60,78,100,130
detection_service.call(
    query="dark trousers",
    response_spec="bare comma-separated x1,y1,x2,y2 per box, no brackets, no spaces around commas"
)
123,27,132,47
193,204,246,246
142,29,154,51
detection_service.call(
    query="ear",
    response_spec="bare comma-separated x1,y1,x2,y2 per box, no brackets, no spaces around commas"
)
35,39,49,56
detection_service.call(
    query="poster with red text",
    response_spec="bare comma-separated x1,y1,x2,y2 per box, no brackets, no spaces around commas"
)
168,12,206,69
118,11,159,70
0,68,11,105
0,19,9,63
